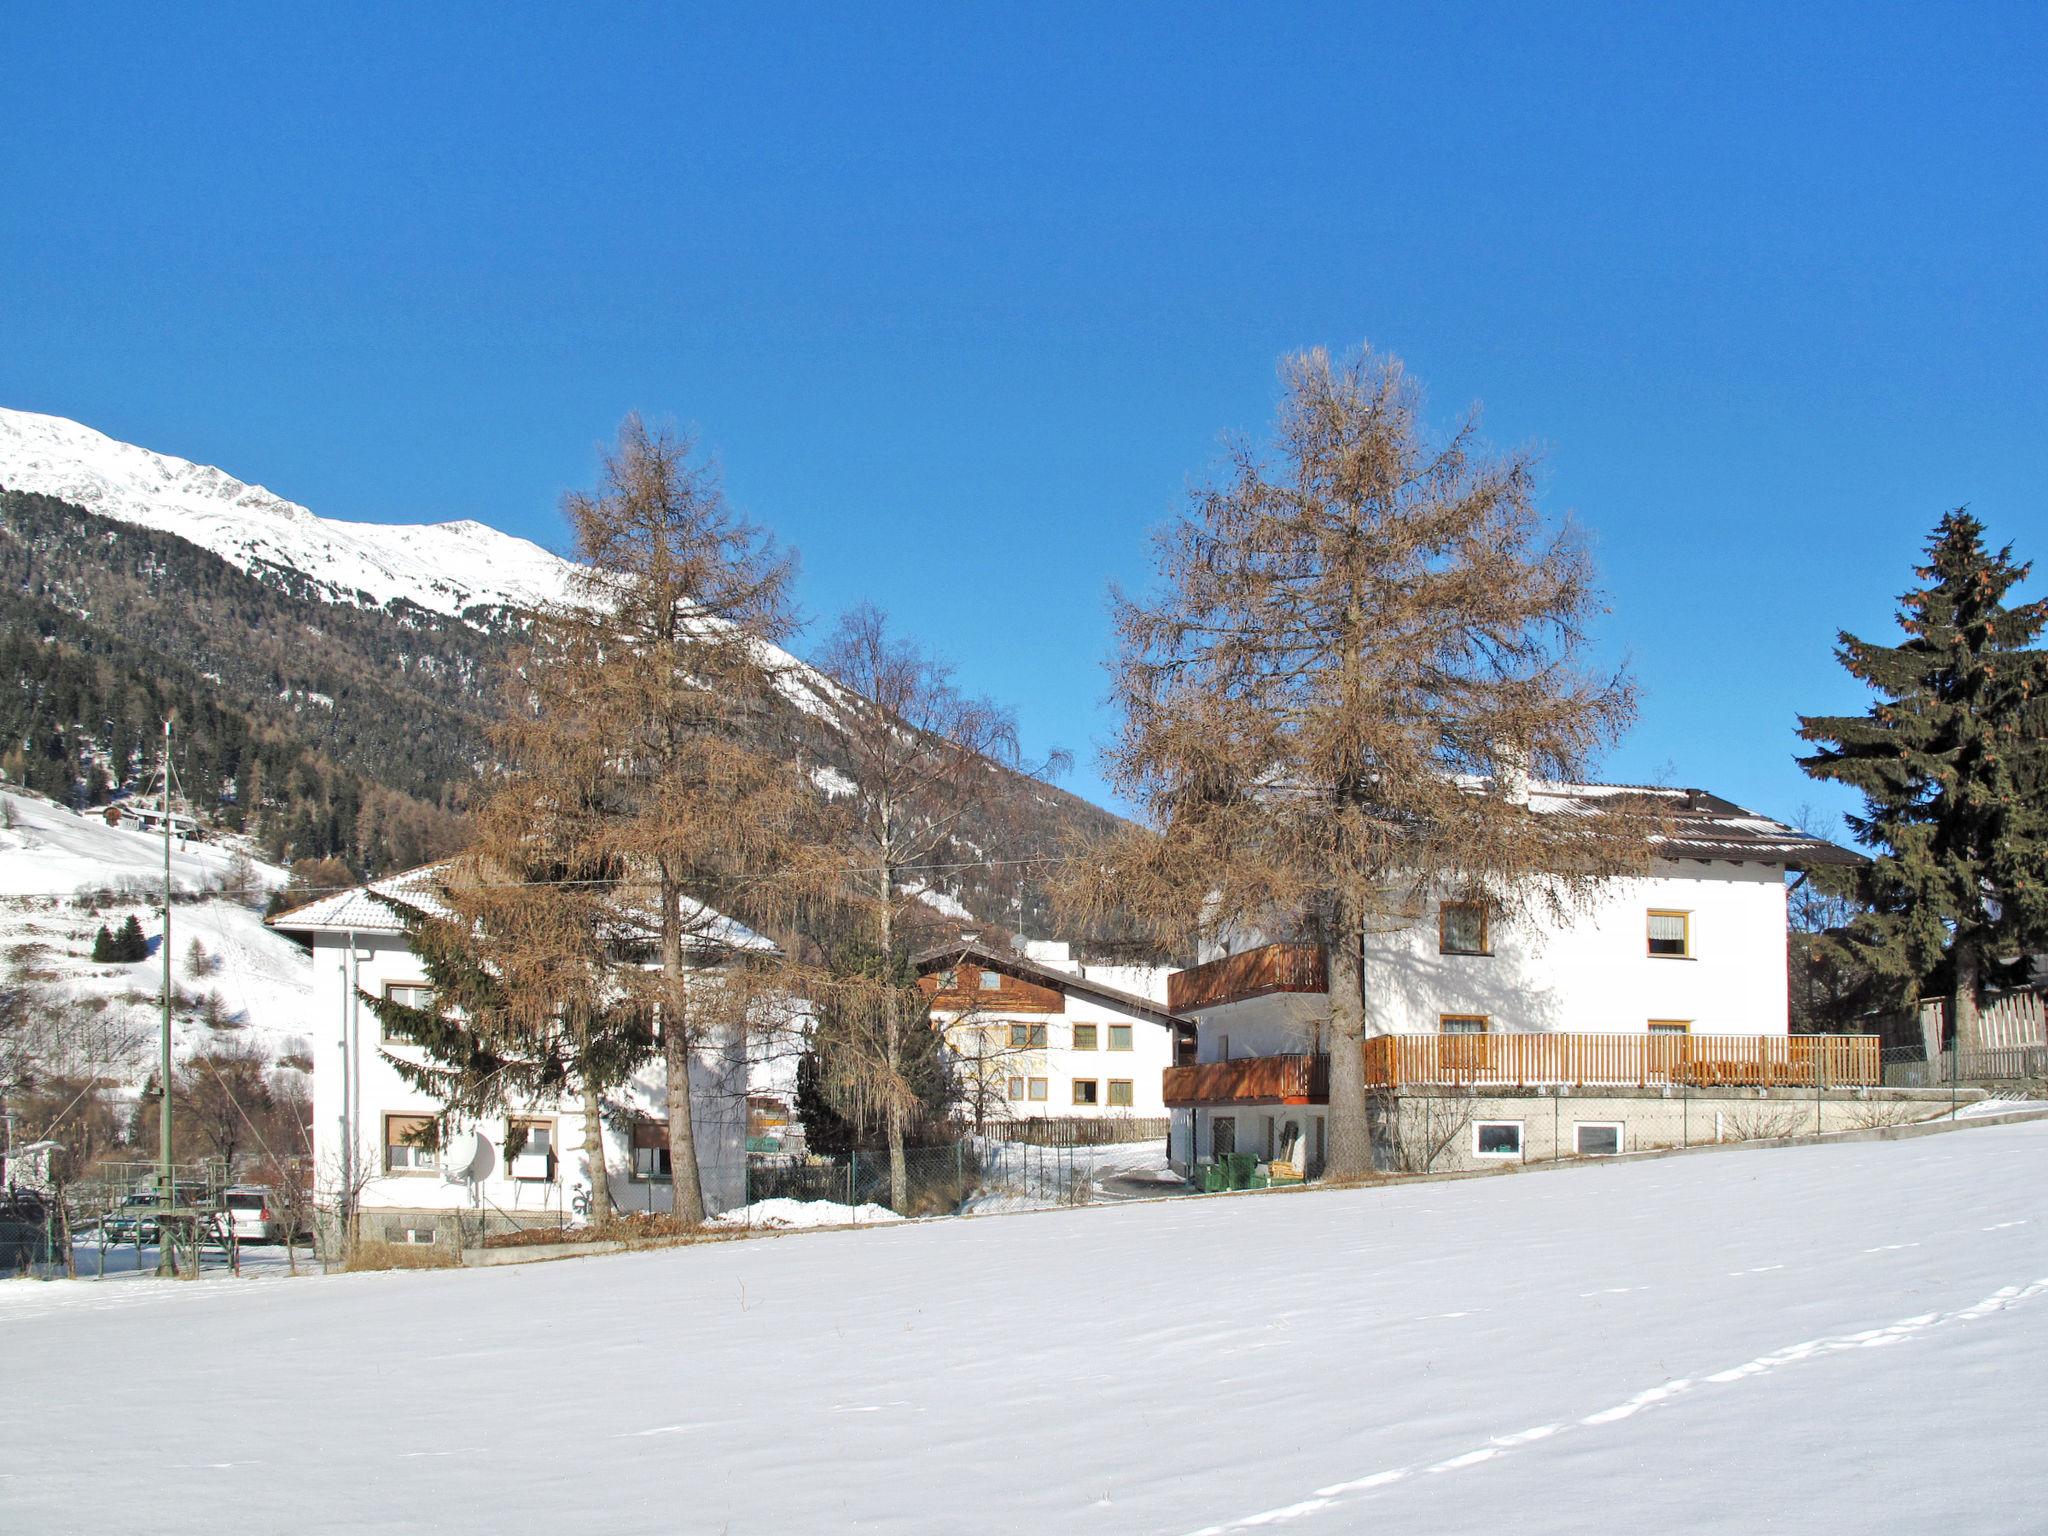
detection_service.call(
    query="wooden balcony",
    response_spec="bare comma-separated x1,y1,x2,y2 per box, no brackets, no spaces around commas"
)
1164,1053,1330,1108
1167,943,1328,1013
1361,1032,1882,1090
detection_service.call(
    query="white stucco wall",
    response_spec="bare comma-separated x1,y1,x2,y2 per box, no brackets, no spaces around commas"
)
1192,860,1791,1045
1362,861,1791,1037
306,928,748,1226
939,999,1177,1120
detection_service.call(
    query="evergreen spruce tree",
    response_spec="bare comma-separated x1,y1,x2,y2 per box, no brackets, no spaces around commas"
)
115,915,149,963
1798,510,2048,1052
91,924,116,963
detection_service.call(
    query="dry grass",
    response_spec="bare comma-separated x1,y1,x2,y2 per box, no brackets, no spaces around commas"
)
479,1214,752,1250
343,1239,458,1271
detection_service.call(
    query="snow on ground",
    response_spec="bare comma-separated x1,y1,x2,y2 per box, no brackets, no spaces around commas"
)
6,1119,2044,1533
711,1198,905,1230
0,788,314,1091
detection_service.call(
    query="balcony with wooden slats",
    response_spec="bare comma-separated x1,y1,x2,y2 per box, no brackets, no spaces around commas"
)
1166,942,1328,1013
1163,1053,1330,1108
1161,1032,1882,1106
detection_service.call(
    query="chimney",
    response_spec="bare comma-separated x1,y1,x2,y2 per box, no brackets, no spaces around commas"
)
1494,744,1531,807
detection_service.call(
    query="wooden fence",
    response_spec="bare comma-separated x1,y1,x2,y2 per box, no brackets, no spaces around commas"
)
1361,1031,1881,1090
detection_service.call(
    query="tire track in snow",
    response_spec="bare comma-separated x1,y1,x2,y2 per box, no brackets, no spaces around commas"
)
1184,1275,2048,1535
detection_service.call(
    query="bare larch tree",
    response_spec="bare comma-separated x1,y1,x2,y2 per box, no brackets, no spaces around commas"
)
812,602,1051,1208
1065,346,1646,1180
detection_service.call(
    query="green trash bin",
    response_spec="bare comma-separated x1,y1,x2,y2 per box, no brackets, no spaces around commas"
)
1202,1161,1230,1193
1227,1152,1258,1189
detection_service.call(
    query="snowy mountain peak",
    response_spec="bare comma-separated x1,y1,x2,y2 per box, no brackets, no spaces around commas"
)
0,406,577,619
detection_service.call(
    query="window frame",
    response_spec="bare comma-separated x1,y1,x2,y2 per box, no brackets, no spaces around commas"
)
978,967,1003,992
1027,1077,1049,1102
1107,1024,1134,1052
631,1120,672,1181
1212,1115,1237,1156
506,1117,556,1182
1007,1022,1049,1049
1438,901,1491,956
1439,1014,1490,1035
383,1112,439,1175
1472,1119,1524,1160
1005,1075,1025,1102
1072,1023,1099,1051
380,981,434,1043
1107,1079,1134,1108
1648,1019,1692,1036
1647,909,1693,959
1072,1078,1100,1107
1574,1120,1625,1157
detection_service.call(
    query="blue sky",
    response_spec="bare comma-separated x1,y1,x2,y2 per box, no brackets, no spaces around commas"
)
5,4,2042,831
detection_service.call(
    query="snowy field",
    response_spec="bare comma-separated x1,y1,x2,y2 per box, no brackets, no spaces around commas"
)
4,1121,2046,1535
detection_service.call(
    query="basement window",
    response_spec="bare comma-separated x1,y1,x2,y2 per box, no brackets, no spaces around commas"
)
1441,1015,1490,1035
1574,1122,1624,1157
1473,1121,1524,1160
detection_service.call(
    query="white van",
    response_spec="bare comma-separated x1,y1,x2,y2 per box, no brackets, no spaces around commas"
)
216,1186,297,1244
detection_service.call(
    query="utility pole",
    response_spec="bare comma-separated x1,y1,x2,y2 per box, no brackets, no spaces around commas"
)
157,718,175,1274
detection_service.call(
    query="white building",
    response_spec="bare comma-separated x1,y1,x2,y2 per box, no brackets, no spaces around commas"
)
271,865,758,1244
1165,783,1863,1174
916,938,1190,1127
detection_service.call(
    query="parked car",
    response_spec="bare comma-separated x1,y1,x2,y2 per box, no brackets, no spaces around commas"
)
101,1192,162,1245
212,1185,302,1245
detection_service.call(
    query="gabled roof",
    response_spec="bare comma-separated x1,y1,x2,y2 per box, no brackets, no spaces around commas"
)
1528,783,1863,869
913,940,1191,1030
267,861,775,953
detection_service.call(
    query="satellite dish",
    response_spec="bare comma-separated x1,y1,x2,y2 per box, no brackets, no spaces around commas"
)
442,1131,483,1182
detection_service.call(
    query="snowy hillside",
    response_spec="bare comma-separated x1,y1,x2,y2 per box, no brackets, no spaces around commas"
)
0,406,575,618
0,788,314,1088
3,1117,2044,1531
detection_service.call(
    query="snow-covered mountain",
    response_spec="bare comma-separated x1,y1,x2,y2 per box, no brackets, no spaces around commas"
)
0,406,576,619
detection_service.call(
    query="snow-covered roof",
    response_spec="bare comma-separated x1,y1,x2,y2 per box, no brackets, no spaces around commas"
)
913,940,1191,1030
267,862,776,954
1525,782,1862,869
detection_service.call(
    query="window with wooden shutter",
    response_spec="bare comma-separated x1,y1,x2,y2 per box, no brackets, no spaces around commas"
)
632,1120,672,1179
384,1114,438,1173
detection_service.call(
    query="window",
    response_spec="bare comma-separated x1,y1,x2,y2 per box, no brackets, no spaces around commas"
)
1439,902,1490,955
1473,1120,1523,1159
1440,1015,1489,1034
384,1114,438,1173
1647,910,1692,958
1008,1023,1048,1049
1108,1025,1133,1052
1027,1078,1048,1102
940,968,958,990
508,1119,554,1181
979,968,1003,991
1072,1024,1099,1051
1072,1079,1100,1106
1648,1020,1692,1036
632,1121,671,1180
1213,1116,1237,1156
1107,1079,1134,1108
1575,1121,1624,1157
381,982,432,1042
1006,1076,1025,1101
1217,1033,1231,1061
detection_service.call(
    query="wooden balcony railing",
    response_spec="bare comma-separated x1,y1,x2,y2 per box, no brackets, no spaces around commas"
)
1360,1032,1882,1090
1167,943,1328,1013
1163,1053,1330,1108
